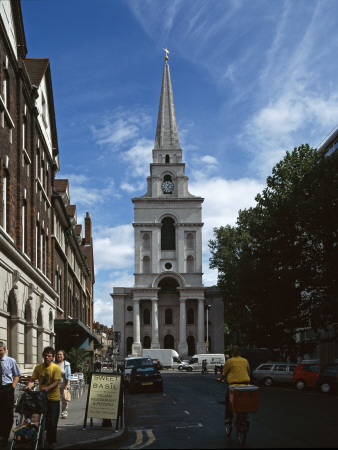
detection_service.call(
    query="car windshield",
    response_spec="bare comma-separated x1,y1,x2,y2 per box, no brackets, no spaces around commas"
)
126,358,151,368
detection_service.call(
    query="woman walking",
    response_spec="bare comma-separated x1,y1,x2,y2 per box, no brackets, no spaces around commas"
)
56,350,71,419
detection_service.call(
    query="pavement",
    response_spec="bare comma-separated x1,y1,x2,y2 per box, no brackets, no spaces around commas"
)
10,385,125,450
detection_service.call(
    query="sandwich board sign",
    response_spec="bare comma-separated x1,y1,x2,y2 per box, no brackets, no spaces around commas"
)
83,373,122,428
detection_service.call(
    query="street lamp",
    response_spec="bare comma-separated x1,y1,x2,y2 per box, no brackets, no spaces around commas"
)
205,305,211,353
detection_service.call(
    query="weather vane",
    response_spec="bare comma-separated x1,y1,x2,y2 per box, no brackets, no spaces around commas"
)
163,46,169,61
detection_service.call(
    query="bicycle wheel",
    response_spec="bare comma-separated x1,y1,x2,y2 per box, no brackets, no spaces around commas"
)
225,422,232,437
237,429,247,446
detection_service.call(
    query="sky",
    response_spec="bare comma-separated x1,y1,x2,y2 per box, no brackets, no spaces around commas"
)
21,0,338,326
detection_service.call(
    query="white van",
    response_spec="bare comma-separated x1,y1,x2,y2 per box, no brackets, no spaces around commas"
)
185,354,225,372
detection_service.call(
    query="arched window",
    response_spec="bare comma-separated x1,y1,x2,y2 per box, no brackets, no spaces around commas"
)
187,308,194,325
143,308,150,325
126,336,134,355
143,233,150,250
187,335,195,356
165,154,170,163
164,334,174,349
161,217,175,250
143,336,151,349
143,256,150,273
187,255,194,273
165,308,173,325
186,233,194,249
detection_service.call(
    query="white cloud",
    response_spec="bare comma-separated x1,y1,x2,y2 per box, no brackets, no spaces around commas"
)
93,225,134,272
122,138,153,178
93,298,114,326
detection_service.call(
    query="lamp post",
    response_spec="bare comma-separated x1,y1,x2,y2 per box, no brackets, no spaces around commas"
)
206,305,211,353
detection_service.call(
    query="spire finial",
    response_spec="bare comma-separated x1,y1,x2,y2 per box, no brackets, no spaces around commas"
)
163,46,169,61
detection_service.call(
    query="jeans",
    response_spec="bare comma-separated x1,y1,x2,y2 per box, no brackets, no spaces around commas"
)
46,400,60,444
0,384,14,440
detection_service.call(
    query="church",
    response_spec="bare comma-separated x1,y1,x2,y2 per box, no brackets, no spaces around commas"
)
111,51,224,359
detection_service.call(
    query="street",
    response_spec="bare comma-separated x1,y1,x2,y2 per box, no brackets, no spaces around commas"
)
96,371,338,449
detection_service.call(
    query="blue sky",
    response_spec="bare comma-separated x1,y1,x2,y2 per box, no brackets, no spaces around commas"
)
21,0,338,326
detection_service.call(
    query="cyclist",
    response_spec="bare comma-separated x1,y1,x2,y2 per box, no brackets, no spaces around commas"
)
217,344,250,424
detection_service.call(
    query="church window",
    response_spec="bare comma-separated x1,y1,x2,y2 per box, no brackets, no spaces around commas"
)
126,321,133,326
187,308,194,324
165,308,173,324
164,334,174,349
143,233,150,249
161,217,175,250
127,306,133,312
187,255,194,273
165,154,170,163
186,233,194,249
143,308,150,324
143,336,151,349
143,256,150,273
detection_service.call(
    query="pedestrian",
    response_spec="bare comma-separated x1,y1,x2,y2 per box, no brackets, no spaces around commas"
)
26,346,61,449
0,341,21,448
55,350,71,419
202,359,207,374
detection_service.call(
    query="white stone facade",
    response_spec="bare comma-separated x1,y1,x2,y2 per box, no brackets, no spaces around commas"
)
111,58,224,359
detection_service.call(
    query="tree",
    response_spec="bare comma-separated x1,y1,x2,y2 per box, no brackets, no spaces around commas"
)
67,347,91,372
209,144,338,353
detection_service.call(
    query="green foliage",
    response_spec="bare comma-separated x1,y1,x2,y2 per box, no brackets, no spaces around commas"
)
209,144,338,352
67,347,91,372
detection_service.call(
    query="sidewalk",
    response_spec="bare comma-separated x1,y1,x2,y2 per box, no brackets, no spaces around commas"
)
11,386,125,449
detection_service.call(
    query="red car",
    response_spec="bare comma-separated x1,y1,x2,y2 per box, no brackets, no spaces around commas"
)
292,363,326,390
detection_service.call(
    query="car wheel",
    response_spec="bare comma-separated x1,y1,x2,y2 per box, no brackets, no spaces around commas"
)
320,382,331,394
178,365,183,370
187,367,193,372
264,377,273,386
296,379,306,390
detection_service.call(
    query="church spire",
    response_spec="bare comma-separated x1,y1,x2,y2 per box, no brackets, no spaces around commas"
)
154,48,180,151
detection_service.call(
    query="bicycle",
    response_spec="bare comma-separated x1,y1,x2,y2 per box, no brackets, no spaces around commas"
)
224,384,259,446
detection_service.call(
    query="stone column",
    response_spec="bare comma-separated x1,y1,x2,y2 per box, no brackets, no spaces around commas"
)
178,299,188,355
151,299,160,348
197,299,205,353
132,299,142,356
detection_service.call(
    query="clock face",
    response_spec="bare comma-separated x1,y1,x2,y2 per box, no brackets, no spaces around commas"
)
162,180,174,194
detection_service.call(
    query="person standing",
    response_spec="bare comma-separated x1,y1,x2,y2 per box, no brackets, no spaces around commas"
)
26,347,61,449
0,341,21,448
55,350,71,419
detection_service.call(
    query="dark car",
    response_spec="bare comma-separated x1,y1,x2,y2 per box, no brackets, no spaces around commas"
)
152,359,163,370
315,364,338,394
129,365,163,393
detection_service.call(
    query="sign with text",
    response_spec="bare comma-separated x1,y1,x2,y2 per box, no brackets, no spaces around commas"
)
85,373,122,420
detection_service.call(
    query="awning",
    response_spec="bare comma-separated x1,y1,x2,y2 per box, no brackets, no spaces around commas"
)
54,319,102,349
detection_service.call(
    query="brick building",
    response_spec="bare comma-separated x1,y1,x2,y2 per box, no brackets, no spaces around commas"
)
0,0,99,372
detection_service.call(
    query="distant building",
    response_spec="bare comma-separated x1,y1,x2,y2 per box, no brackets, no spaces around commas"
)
318,125,338,156
0,0,99,372
111,53,224,358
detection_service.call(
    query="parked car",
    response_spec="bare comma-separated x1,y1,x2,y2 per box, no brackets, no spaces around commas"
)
292,362,325,390
129,365,163,393
124,356,153,387
152,359,163,370
315,364,338,394
252,362,298,386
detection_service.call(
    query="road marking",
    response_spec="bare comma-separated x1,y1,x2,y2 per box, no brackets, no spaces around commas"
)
128,429,156,449
184,410,190,415
176,423,203,429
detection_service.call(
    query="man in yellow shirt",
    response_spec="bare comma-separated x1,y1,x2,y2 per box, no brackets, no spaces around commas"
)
27,347,61,449
217,344,250,423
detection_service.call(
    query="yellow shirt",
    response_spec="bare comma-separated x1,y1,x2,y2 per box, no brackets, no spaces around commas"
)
32,363,61,401
222,356,250,384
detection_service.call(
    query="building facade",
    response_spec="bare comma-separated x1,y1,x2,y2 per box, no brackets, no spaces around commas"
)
0,0,98,372
111,53,224,358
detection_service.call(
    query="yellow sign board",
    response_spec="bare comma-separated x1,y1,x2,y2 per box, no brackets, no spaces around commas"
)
86,374,122,420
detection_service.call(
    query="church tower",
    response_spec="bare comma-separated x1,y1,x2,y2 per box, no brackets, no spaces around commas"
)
130,50,206,357
111,50,226,359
